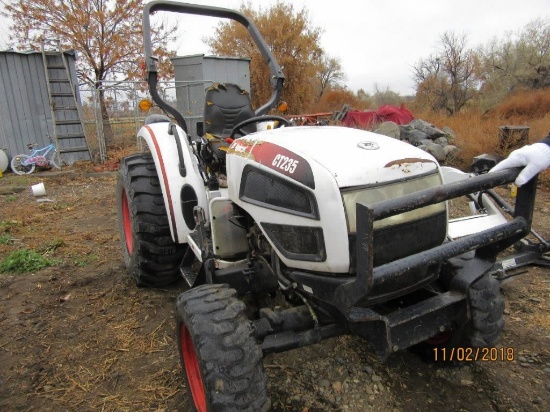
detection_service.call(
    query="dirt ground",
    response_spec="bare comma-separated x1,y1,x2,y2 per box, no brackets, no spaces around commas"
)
0,167,549,412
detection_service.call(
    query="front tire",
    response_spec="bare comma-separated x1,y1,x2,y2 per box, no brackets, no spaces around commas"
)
417,254,505,362
456,274,505,347
116,153,185,287
425,254,505,362
176,284,269,412
10,154,35,175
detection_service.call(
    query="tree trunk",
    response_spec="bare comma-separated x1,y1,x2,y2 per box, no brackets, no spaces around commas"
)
97,87,114,146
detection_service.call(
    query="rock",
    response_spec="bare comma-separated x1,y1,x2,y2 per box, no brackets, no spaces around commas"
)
362,366,374,375
444,145,459,157
424,143,447,162
375,121,401,139
332,381,343,393
443,126,456,140
318,379,330,388
406,129,429,145
409,119,446,138
397,120,460,162
371,374,383,382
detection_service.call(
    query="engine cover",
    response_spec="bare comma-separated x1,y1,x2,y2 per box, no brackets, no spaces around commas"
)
226,126,444,274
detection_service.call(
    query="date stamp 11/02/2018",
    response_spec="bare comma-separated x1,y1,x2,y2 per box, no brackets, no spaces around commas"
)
433,347,515,362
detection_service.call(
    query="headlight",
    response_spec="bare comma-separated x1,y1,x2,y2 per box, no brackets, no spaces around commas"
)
342,172,446,233
240,165,319,219
261,223,326,262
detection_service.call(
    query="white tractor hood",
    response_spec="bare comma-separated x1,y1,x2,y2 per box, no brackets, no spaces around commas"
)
245,126,439,188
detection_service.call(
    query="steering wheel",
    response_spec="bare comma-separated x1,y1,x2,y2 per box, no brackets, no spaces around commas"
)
230,115,291,139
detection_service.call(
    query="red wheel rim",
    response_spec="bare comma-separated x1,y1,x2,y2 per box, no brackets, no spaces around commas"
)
180,323,207,412
121,190,133,255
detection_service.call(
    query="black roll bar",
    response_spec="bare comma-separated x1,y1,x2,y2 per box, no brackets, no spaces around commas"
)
143,1,285,130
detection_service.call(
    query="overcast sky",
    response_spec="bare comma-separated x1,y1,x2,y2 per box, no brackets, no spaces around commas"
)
1,0,548,95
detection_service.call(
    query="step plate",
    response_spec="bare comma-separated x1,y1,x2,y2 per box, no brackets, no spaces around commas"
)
180,266,198,288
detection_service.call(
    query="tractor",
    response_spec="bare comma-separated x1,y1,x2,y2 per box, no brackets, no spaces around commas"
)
116,1,543,410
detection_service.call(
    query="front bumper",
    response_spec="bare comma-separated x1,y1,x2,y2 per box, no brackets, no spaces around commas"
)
290,168,536,356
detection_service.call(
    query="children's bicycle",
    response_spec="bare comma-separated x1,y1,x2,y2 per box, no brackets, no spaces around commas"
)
10,142,61,175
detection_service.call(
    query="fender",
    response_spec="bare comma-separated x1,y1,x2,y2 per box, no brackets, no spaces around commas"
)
137,122,207,244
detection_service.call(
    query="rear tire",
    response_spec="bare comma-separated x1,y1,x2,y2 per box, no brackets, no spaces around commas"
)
176,284,269,412
116,153,185,287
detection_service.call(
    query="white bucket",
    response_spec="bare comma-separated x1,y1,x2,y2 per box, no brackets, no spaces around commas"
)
31,182,46,197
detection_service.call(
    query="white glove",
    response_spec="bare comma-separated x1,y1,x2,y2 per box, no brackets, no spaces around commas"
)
490,143,550,186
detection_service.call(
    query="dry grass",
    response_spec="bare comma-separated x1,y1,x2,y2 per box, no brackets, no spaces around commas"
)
494,88,550,119
414,88,550,185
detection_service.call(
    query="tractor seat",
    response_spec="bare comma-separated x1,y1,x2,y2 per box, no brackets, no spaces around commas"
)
203,83,255,158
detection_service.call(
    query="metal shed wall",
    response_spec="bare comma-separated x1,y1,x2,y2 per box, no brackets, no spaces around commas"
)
0,50,80,161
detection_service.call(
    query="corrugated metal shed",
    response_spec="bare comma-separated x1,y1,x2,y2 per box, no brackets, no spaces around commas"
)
0,49,81,160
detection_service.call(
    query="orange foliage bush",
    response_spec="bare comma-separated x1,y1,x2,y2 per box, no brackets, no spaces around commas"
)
310,89,366,113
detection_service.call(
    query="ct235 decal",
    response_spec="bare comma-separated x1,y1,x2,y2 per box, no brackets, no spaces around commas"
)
229,140,315,189
272,154,299,174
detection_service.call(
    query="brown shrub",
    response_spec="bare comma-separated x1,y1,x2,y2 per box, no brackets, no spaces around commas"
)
494,88,550,120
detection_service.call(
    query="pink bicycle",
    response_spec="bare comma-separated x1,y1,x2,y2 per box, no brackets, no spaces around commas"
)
10,141,61,175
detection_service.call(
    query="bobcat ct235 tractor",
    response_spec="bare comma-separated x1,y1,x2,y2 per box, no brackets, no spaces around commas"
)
117,1,542,410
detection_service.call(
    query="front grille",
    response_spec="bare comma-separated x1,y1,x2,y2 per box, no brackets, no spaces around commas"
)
349,211,447,269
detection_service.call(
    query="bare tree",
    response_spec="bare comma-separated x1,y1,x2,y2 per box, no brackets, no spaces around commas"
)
413,31,479,114
318,55,346,98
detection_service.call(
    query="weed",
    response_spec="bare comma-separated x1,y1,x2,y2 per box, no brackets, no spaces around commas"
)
0,249,60,273
0,233,15,245
72,253,99,267
38,202,72,211
41,239,66,254
4,195,17,202
0,220,21,230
